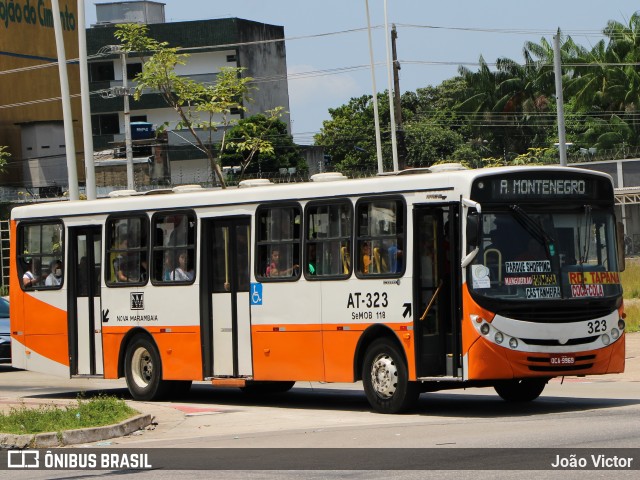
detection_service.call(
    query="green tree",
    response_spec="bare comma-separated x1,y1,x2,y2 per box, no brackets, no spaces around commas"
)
0,146,9,173
115,24,281,188
221,110,303,178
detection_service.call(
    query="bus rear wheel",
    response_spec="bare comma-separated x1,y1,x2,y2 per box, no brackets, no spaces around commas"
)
125,335,169,401
494,378,547,402
362,339,419,414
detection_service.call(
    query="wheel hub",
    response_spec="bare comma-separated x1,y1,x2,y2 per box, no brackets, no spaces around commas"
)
370,353,397,398
131,347,153,388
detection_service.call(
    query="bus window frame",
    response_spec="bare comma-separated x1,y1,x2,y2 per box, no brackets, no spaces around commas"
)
255,202,302,283
17,220,65,291
104,213,150,287
354,195,406,279
303,198,353,280
149,209,197,286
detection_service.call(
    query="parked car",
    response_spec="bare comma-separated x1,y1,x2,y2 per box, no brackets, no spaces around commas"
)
0,297,10,364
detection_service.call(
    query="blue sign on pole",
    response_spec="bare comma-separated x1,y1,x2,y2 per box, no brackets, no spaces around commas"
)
250,283,263,305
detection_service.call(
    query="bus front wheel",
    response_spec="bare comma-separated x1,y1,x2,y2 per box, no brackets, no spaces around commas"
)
125,335,169,401
362,339,420,414
494,378,547,402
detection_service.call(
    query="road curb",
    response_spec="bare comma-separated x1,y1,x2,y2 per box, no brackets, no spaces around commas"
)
0,414,154,449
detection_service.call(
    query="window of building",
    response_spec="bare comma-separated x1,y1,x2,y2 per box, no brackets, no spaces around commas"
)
127,63,143,80
151,211,196,284
18,222,64,290
256,205,301,281
305,201,352,278
89,61,115,82
355,198,405,277
92,113,119,136
106,216,149,286
226,54,237,63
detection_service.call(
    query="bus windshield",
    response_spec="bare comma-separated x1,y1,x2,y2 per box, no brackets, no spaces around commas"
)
468,206,622,301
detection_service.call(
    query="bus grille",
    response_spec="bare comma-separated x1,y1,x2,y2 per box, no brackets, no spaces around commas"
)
497,305,614,323
520,335,599,346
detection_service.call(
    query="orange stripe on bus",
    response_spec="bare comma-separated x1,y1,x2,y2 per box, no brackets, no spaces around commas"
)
102,326,203,380
251,323,413,382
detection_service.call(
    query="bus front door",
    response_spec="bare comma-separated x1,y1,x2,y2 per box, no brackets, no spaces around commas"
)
413,205,460,378
201,218,252,378
68,226,103,376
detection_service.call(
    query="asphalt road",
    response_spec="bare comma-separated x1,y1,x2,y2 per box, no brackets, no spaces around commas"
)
0,333,639,479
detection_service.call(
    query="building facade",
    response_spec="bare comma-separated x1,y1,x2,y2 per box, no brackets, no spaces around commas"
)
87,1,291,187
0,0,83,197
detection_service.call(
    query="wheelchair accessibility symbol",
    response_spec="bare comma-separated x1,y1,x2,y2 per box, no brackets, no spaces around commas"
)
250,283,263,305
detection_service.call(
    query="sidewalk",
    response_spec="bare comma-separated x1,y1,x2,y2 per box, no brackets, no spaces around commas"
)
1,332,639,448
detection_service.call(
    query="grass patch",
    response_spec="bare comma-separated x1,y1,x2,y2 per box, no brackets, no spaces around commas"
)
0,395,137,435
621,258,640,300
622,258,640,332
624,301,640,333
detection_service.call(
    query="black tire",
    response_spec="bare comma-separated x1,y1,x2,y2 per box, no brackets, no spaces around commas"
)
494,378,547,402
362,339,420,414
125,335,170,401
240,381,296,395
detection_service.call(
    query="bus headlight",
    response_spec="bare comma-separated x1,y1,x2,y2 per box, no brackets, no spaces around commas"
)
618,319,625,331
509,337,518,349
480,323,490,335
601,334,611,345
494,332,504,344
611,328,620,340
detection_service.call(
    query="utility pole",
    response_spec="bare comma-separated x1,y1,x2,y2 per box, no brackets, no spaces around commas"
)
383,0,399,172
78,0,97,200
364,0,384,174
120,51,134,190
50,0,79,200
553,28,568,167
391,24,407,170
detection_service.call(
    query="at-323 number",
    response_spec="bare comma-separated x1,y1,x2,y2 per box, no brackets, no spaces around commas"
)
365,292,388,308
587,319,607,334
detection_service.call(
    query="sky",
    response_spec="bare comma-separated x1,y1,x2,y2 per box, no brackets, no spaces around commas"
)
87,1,639,145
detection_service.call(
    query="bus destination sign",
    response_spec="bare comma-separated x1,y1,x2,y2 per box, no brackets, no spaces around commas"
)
470,172,612,203
495,178,587,197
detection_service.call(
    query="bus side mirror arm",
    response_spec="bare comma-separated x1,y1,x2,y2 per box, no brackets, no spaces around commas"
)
461,198,482,268
461,247,479,268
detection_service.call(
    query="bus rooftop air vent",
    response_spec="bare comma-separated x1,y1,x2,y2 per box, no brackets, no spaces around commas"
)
428,163,467,172
310,172,348,182
172,185,204,193
378,167,432,176
238,179,274,188
108,189,137,198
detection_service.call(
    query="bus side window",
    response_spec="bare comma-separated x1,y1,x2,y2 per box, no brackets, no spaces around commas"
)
355,198,405,278
106,215,149,286
151,211,196,284
18,222,64,290
304,200,352,279
256,205,301,281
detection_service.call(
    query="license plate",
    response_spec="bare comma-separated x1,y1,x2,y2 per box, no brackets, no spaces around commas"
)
550,355,575,365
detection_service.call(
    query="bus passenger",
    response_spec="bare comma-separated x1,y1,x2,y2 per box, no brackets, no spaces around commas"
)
45,260,63,286
171,251,194,281
23,258,37,288
361,242,372,274
266,249,298,277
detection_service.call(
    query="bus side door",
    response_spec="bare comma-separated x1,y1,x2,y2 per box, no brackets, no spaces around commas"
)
68,226,103,376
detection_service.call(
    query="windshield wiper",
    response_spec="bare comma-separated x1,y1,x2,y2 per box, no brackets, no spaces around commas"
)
509,205,557,258
580,205,592,264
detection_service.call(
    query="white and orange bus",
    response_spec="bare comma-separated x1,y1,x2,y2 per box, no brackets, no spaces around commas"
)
9,164,627,413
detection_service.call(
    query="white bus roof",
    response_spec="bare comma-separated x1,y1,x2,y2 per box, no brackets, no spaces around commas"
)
11,165,612,221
